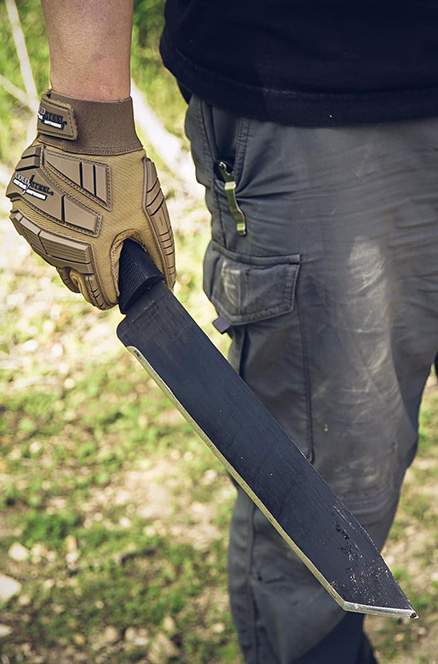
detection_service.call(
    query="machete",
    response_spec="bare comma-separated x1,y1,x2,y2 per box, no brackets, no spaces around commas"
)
116,239,416,620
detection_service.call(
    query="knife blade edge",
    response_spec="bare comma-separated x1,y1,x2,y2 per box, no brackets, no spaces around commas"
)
126,344,417,620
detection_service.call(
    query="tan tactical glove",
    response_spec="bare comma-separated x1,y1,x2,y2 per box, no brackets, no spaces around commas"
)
6,90,176,309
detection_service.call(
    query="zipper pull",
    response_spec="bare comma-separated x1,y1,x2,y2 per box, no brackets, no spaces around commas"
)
216,160,247,236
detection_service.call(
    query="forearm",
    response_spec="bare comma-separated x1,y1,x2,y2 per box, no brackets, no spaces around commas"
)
41,0,134,101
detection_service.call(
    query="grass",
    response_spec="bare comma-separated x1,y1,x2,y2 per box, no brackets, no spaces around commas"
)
2,225,438,664
0,220,240,663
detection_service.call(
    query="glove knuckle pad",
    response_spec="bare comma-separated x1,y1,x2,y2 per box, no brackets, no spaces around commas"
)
45,151,111,208
7,145,100,236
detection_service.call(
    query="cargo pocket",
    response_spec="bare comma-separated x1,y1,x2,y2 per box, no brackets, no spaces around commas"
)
203,240,313,459
203,241,300,325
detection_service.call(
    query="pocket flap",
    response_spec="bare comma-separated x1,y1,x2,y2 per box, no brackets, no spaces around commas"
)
203,242,300,325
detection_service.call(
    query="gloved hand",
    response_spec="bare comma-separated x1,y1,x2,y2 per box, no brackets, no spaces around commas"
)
6,90,176,309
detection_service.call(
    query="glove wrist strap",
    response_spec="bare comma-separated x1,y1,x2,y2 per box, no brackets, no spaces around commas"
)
37,90,142,156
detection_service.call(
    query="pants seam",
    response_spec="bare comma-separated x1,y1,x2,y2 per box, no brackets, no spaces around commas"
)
197,97,226,245
296,288,315,462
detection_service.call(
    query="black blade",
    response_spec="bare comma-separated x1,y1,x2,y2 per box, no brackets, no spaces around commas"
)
117,279,416,619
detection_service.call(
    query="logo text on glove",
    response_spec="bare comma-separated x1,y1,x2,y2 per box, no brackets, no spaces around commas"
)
38,105,68,130
13,172,54,200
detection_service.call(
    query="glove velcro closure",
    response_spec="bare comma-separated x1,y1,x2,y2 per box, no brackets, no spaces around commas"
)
37,90,142,156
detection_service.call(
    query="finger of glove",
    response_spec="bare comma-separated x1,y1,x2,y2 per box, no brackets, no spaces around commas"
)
69,270,111,310
107,155,176,298
9,204,80,296
142,159,176,290
57,266,80,293
9,200,110,305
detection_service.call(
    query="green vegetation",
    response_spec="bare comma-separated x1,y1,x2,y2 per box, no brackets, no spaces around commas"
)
1,2,438,663
0,0,184,166
0,220,239,663
0,0,49,164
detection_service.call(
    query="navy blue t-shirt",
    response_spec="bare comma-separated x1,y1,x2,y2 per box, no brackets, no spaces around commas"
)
160,1,438,126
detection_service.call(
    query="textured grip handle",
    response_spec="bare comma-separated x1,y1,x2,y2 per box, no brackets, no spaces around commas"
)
118,239,164,314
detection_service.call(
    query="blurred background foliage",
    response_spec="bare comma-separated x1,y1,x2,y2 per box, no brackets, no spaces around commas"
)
0,2,438,664
0,0,186,165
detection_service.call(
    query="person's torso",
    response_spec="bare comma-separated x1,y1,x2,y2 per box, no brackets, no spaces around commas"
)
160,0,438,125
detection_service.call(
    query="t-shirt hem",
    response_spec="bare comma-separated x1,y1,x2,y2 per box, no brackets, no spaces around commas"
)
160,31,438,127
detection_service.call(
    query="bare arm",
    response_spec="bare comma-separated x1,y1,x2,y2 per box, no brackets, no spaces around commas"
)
41,0,134,101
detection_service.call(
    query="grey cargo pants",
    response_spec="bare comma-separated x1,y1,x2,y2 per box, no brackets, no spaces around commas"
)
185,95,438,663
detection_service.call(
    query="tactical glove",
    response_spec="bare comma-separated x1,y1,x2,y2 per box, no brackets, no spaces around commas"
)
6,90,176,309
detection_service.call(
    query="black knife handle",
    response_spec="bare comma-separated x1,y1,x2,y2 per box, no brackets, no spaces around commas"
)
118,239,165,314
